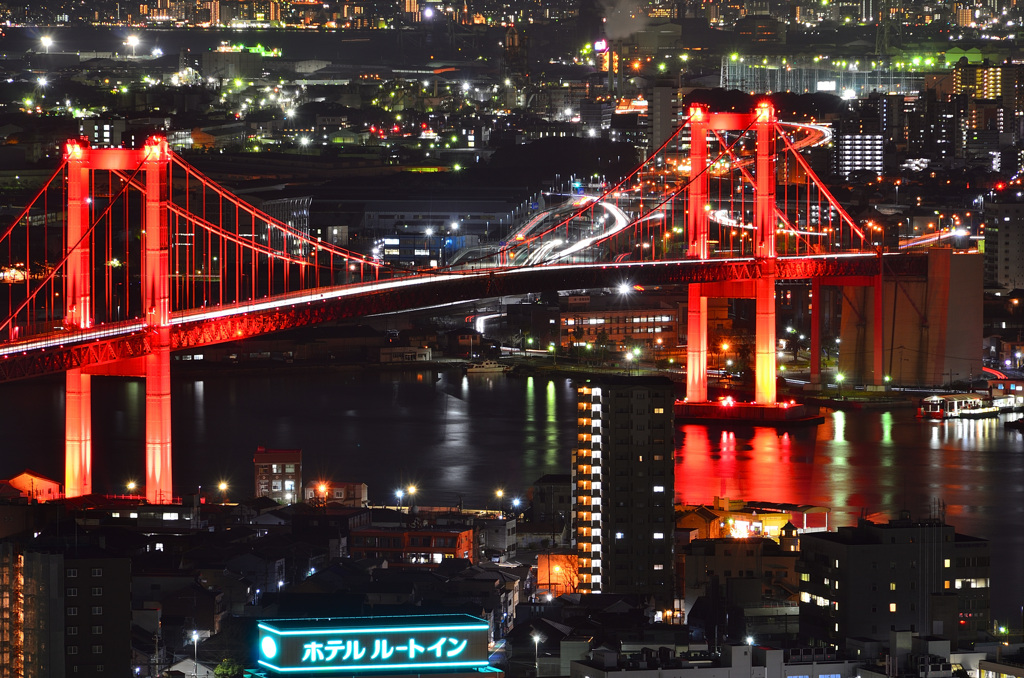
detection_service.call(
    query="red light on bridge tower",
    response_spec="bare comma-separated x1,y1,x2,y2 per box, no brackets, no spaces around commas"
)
143,136,173,505
685,103,779,406
753,101,778,407
65,138,93,500
63,138,174,504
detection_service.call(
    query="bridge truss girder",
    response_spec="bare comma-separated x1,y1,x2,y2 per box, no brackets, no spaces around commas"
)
0,254,928,383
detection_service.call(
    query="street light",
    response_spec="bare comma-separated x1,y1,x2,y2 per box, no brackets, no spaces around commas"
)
127,481,136,494
218,481,228,504
127,35,139,57
532,633,540,673
836,372,845,398
191,630,199,677
407,485,417,507
395,488,404,510
41,36,52,54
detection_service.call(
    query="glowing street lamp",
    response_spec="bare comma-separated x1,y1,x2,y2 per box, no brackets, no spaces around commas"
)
395,488,404,510
127,481,137,494
191,630,199,677
218,481,228,503
407,485,417,507
532,633,540,671
41,36,53,54
127,35,139,58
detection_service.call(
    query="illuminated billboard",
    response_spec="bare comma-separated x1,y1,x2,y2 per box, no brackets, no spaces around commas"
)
257,614,491,674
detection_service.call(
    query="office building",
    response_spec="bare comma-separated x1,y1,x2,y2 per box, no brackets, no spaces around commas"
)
574,376,675,603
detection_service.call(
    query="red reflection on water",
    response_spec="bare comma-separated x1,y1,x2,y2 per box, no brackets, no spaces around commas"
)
675,424,812,507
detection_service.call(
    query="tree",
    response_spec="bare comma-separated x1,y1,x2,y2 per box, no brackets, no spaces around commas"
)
215,658,244,678
595,330,610,364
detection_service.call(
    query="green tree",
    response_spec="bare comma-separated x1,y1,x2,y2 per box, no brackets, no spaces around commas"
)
215,658,244,678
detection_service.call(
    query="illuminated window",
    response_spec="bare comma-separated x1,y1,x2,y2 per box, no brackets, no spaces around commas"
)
889,603,897,613
654,532,664,539
944,558,951,568
890,582,896,591
653,485,664,493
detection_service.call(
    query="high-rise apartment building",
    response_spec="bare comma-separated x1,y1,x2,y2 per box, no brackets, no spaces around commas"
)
0,543,131,678
798,514,990,648
574,376,675,604
984,199,1024,289
834,133,884,178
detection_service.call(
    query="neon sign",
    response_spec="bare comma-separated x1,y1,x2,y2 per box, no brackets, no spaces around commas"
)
257,614,491,674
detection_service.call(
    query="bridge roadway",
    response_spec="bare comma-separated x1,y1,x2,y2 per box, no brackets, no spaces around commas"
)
0,252,925,382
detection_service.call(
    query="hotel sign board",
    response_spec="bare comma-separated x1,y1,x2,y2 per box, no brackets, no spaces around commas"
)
257,614,491,674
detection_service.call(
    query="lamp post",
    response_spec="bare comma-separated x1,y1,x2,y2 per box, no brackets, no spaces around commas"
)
218,482,228,504
407,485,417,508
396,488,404,511
41,36,53,54
127,35,139,58
495,489,504,516
532,633,540,674
191,630,199,677
836,372,845,399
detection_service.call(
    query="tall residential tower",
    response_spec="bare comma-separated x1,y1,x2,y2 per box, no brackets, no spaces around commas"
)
574,376,676,604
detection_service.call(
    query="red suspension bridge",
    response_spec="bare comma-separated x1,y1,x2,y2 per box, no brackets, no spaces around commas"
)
0,102,921,503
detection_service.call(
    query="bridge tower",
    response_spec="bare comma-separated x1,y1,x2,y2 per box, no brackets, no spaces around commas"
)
63,138,173,504
686,102,778,405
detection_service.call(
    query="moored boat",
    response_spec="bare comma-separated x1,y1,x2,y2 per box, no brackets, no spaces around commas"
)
917,393,1000,420
465,360,510,374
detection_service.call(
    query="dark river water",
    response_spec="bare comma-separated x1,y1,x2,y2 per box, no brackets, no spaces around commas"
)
1,367,1022,621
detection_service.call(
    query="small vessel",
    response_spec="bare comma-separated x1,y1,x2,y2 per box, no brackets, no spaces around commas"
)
917,393,1000,420
465,360,510,374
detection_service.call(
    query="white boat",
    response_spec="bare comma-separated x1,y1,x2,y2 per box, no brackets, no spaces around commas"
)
466,360,510,374
917,393,1000,420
